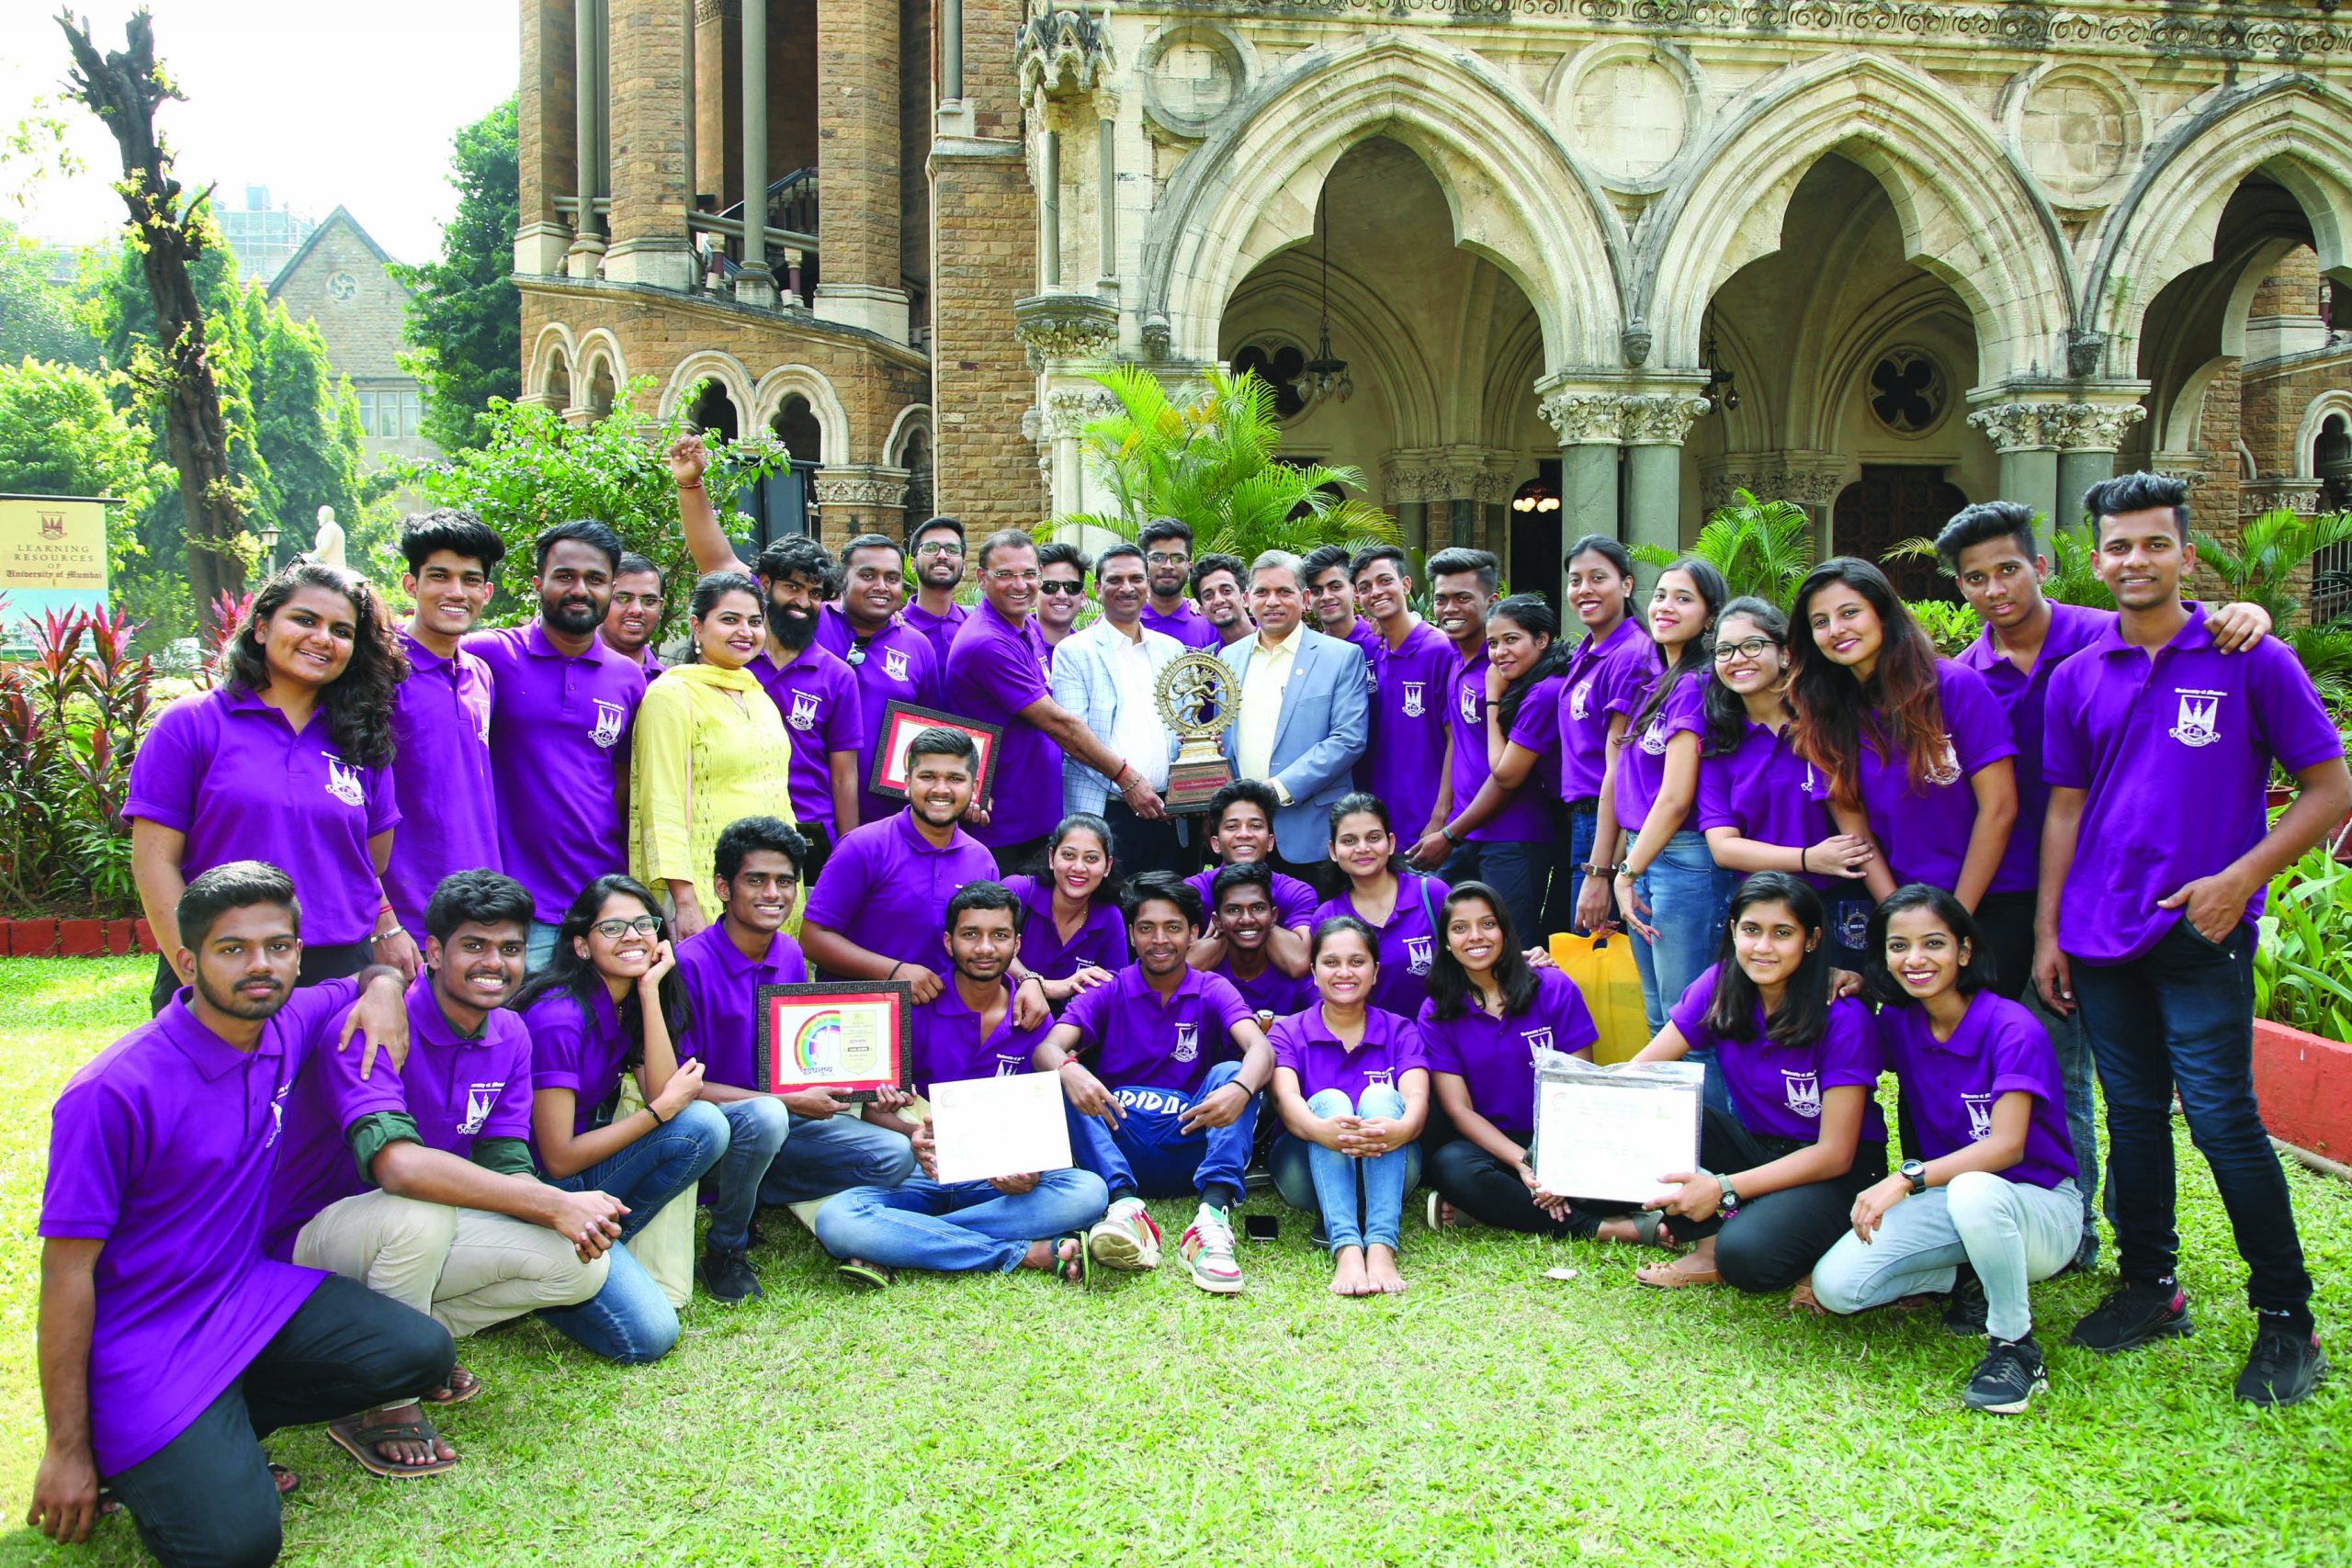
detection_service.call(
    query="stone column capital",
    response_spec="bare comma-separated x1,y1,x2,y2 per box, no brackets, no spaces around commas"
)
1966,397,2149,454
811,464,914,509
1035,386,1120,441
1621,393,1712,447
1699,451,1849,511
1013,292,1120,372
1537,391,1627,446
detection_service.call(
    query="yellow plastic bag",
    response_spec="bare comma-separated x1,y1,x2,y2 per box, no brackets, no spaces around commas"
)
1550,931,1650,1065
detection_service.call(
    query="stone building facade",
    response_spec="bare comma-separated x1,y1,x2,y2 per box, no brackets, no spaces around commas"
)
520,0,2352,592
271,208,436,469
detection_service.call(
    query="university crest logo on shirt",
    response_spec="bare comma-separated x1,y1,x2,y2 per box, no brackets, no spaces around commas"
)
1925,735,1962,787
322,753,367,808
2169,690,2222,749
1570,678,1594,722
994,1053,1027,1077
590,700,628,750
1962,1092,1996,1142
1639,717,1670,756
266,1080,293,1149
881,648,910,682
1401,682,1427,718
1406,934,1434,974
1364,1067,1396,1089
1458,683,1481,723
1522,1028,1555,1066
1782,1070,1822,1120
1172,1021,1201,1063
787,690,821,731
460,1082,504,1136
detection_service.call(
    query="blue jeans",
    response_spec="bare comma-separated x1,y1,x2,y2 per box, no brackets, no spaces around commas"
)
1270,1086,1421,1252
813,1169,1110,1274
2070,919,2312,1325
1814,1174,2082,1343
1439,839,1554,947
539,1099,728,1362
526,920,563,973
704,1098,919,1251
1629,828,1733,1038
1068,1059,1259,1203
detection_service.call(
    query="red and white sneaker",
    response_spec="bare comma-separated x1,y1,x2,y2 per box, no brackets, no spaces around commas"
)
1087,1196,1162,1271
1180,1203,1244,1295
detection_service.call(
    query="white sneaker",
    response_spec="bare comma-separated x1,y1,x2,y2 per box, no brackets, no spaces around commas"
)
1087,1196,1162,1271
1180,1203,1244,1295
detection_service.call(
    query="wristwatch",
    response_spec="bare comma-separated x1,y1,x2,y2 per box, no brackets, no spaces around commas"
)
1900,1158,1928,1195
1716,1173,1740,1214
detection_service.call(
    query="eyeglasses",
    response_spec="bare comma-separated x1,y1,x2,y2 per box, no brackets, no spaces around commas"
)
915,541,963,558
1713,636,1783,662
1038,581,1087,596
591,915,663,939
1144,552,1189,568
988,569,1042,585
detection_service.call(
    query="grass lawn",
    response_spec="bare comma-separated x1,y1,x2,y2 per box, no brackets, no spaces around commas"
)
3,956,2350,1566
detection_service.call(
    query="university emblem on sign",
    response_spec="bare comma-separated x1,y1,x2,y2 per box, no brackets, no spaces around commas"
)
1172,1021,1201,1063
322,754,367,807
590,700,628,749
1962,1092,1996,1142
788,690,821,731
1401,682,1426,718
38,511,65,540
2169,692,2221,749
1783,1071,1822,1120
1406,935,1434,974
881,648,910,682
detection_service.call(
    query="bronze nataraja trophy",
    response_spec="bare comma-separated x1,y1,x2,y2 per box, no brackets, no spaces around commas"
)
1154,649,1238,813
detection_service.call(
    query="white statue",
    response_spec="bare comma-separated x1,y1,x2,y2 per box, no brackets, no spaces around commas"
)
312,504,346,569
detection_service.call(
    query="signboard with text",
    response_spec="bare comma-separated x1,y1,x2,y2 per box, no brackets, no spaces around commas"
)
0,494,112,638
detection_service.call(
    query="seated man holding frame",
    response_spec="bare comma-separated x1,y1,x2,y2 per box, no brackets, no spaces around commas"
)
814,882,1110,1284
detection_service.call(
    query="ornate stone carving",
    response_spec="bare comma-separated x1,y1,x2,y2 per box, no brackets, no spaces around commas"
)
1537,392,1626,446
1039,387,1120,440
1621,394,1712,447
1140,311,1172,361
1138,23,1249,141
2243,478,2325,518
1380,454,1450,504
1702,460,1848,511
1620,320,1654,369
1013,292,1121,371
1966,400,2147,453
2065,330,2106,380
812,465,913,510
1019,5,1117,112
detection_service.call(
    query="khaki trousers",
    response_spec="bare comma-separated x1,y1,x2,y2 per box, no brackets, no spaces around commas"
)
293,1190,610,1340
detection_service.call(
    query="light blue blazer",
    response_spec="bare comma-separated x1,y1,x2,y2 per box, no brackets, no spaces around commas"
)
1217,626,1370,862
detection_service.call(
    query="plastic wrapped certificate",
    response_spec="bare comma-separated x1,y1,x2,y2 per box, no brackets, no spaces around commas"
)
927,1072,1075,1186
1531,1058,1705,1205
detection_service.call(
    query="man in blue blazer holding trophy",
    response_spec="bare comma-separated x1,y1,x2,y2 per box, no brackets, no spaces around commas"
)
1218,550,1370,897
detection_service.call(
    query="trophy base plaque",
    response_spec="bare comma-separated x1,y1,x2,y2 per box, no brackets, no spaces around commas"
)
1165,757,1236,814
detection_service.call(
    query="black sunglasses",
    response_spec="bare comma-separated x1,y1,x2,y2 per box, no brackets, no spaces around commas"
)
1038,581,1088,597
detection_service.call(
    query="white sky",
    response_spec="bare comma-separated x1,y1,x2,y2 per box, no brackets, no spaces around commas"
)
2,1,520,265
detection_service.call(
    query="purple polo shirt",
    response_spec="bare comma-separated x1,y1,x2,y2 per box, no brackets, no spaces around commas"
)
673,920,809,1089
911,980,1054,1094
2044,605,2344,964
39,979,358,1475
1363,620,1455,837
1209,955,1313,1021
1416,967,1598,1140
1188,867,1318,931
1809,660,2016,893
264,975,535,1259
524,984,637,1140
1142,600,1222,651
125,688,400,947
814,605,942,827
468,624,648,923
1668,964,1886,1145
640,645,666,676
802,809,1000,973
1314,873,1448,1019
1339,618,1382,661
942,599,1060,848
903,598,969,665
1957,602,2111,895
752,641,865,833
1447,657,1559,844
1559,620,1659,803
1059,964,1254,1094
1612,677,1708,837
384,632,501,935
1004,874,1129,979
1696,717,1843,894
1269,1004,1428,1103
1877,991,2075,1189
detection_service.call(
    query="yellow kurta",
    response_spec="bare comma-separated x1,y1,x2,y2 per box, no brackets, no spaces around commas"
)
628,662,797,900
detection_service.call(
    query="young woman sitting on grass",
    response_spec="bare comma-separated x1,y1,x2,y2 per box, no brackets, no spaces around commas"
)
1623,872,1888,1298
1267,918,1430,1297
1810,884,2082,1416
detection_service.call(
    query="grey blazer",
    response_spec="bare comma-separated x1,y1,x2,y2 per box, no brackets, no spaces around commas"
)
1217,627,1371,862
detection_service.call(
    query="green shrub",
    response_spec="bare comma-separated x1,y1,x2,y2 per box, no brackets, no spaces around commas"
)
2255,839,2352,1044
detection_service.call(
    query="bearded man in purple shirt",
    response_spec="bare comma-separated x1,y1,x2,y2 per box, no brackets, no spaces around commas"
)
904,515,972,662
1136,516,1225,650
2036,472,2351,1407
31,863,449,1564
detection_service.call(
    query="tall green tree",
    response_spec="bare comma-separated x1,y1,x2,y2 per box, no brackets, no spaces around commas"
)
396,96,519,454
242,288,371,554
0,220,100,370
0,356,169,576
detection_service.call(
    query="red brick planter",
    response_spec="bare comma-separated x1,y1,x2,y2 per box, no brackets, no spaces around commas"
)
6,919,58,957
132,918,159,954
2255,1019,2352,1162
0,918,158,956
57,919,106,957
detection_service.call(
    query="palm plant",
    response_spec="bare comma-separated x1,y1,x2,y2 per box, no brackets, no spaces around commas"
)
1635,489,1815,608
2190,507,2352,627
1056,365,1398,563
1881,515,2115,612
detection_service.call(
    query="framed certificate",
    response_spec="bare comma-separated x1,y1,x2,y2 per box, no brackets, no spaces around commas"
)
1531,1059,1704,1204
753,981,913,1100
865,702,1004,803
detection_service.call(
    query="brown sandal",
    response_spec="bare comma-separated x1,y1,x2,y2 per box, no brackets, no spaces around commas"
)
1634,1254,1723,1289
325,1412,458,1479
422,1365,482,1405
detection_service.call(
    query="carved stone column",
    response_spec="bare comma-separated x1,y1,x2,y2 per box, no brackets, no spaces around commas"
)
1967,396,2148,536
1537,389,1626,566
1622,392,1711,573
1034,384,1119,525
812,464,913,550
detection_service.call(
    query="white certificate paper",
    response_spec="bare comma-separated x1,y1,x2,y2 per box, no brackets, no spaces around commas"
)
927,1071,1076,1186
1531,1061,1704,1204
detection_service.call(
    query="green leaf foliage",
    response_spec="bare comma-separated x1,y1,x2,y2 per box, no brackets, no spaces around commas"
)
394,96,520,454
2256,837,2352,1043
0,220,101,370
0,358,169,581
1634,489,1815,608
1904,596,1983,656
1057,365,1399,563
391,376,785,627
2191,507,2352,628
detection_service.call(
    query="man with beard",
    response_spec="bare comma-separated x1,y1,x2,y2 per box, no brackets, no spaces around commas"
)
1302,543,1382,663
600,554,668,673
814,881,1110,1285
1190,553,1255,649
1137,517,1223,650
1035,541,1089,664
905,516,971,663
1036,874,1272,1294
669,438,929,835
730,536,862,878
469,519,649,969
264,870,620,1462
1193,862,1312,1024
30,863,452,1562
1050,543,1182,877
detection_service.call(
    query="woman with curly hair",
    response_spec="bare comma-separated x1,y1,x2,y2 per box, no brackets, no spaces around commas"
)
126,561,413,1012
